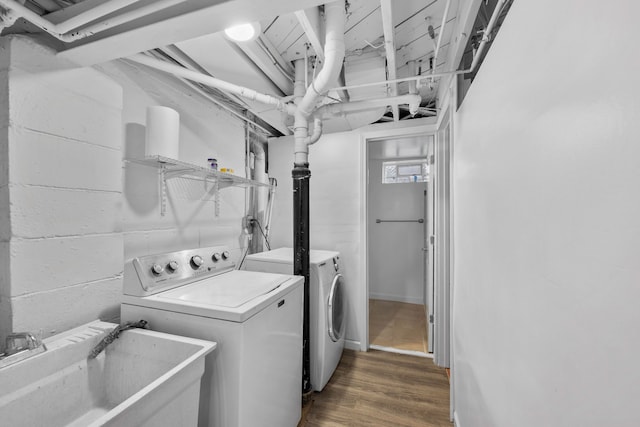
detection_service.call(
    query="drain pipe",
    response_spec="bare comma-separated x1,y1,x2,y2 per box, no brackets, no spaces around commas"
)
292,0,345,395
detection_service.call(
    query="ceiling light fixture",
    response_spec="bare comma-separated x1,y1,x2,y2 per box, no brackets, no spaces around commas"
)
224,22,261,42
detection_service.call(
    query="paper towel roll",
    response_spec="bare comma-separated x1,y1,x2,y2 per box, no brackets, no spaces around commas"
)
145,106,180,159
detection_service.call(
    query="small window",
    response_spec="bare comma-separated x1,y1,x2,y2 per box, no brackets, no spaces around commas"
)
382,159,429,184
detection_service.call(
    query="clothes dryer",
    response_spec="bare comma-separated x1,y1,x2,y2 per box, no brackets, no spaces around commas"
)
244,247,346,391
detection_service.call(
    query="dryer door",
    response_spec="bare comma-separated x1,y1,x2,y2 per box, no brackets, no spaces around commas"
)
327,274,346,342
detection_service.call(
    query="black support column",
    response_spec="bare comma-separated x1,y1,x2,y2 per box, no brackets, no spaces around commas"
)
293,163,311,394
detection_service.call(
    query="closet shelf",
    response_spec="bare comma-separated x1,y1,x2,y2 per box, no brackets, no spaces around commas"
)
126,155,269,189
125,155,269,217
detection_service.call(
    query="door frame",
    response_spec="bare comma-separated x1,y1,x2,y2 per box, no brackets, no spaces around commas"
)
359,121,438,352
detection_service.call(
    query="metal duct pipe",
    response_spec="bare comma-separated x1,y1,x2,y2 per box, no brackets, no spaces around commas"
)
0,0,184,42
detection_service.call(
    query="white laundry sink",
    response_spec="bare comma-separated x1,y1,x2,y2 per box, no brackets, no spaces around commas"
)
0,320,216,427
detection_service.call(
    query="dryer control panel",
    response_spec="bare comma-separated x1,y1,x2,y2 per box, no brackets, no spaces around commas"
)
123,246,236,296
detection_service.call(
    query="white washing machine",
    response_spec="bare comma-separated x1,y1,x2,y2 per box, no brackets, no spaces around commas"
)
244,247,346,391
121,246,303,427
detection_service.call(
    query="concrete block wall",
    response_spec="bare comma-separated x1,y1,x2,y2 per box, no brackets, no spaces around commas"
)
0,36,123,346
96,61,248,265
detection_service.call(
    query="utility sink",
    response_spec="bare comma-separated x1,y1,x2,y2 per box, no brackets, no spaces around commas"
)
0,320,216,427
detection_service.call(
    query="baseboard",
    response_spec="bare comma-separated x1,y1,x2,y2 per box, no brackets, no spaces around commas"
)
454,411,461,427
344,339,361,351
369,344,433,358
369,293,424,305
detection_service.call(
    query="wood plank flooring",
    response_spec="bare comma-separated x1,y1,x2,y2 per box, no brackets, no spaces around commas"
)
369,299,428,353
299,349,451,426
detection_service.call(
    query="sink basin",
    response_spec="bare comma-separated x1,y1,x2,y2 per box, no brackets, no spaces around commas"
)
0,320,216,427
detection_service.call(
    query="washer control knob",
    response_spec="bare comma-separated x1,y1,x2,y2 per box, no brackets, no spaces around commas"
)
190,255,204,269
221,251,230,260
212,253,221,262
151,263,164,275
167,261,179,272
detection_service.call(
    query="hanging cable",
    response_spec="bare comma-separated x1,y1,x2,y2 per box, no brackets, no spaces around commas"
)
252,218,271,251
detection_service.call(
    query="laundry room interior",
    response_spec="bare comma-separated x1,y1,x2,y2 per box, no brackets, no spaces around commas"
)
1,0,639,426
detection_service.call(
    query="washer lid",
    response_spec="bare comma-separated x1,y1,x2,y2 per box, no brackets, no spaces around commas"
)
245,247,340,265
159,270,289,308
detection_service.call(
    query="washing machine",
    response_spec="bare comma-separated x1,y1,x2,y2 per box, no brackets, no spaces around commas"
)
243,247,346,391
121,245,303,427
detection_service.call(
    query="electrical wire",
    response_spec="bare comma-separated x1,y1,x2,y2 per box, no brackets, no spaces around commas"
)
238,244,250,269
253,218,271,251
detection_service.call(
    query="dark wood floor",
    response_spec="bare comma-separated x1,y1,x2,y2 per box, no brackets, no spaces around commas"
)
299,349,451,427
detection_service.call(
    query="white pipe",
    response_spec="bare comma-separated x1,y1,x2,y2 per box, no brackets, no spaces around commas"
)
0,0,184,42
305,117,323,145
127,53,296,115
431,0,452,79
294,0,345,166
469,0,507,72
331,0,508,93
315,94,421,117
148,50,274,135
407,60,418,95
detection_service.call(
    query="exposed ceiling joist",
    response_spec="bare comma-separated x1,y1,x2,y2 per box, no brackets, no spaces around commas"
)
294,6,324,61
230,36,294,95
56,0,327,66
380,0,399,121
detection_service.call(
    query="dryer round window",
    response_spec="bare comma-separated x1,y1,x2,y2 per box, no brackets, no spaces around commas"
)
328,273,345,342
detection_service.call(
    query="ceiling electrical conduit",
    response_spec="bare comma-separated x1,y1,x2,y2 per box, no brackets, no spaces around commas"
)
330,0,508,93
0,0,185,42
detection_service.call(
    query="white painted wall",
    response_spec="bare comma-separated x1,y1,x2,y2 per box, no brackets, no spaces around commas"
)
367,154,426,304
96,61,249,264
268,118,437,348
0,36,123,345
0,36,250,349
452,1,640,425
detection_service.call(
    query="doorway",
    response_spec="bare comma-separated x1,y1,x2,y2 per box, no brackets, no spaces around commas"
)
366,135,434,356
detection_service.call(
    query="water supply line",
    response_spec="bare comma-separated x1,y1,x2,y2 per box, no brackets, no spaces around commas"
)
0,0,185,41
315,94,421,118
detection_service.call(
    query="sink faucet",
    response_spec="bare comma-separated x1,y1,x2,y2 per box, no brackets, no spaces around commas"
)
0,331,47,368
4,332,46,355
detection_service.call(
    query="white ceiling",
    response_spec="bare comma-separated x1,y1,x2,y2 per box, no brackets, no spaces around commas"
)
1,0,468,136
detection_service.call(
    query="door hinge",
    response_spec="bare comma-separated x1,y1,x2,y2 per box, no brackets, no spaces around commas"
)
429,314,434,323
429,155,435,165
429,235,435,244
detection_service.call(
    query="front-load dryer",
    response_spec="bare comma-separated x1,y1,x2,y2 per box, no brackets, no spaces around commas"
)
244,247,346,391
121,246,303,427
